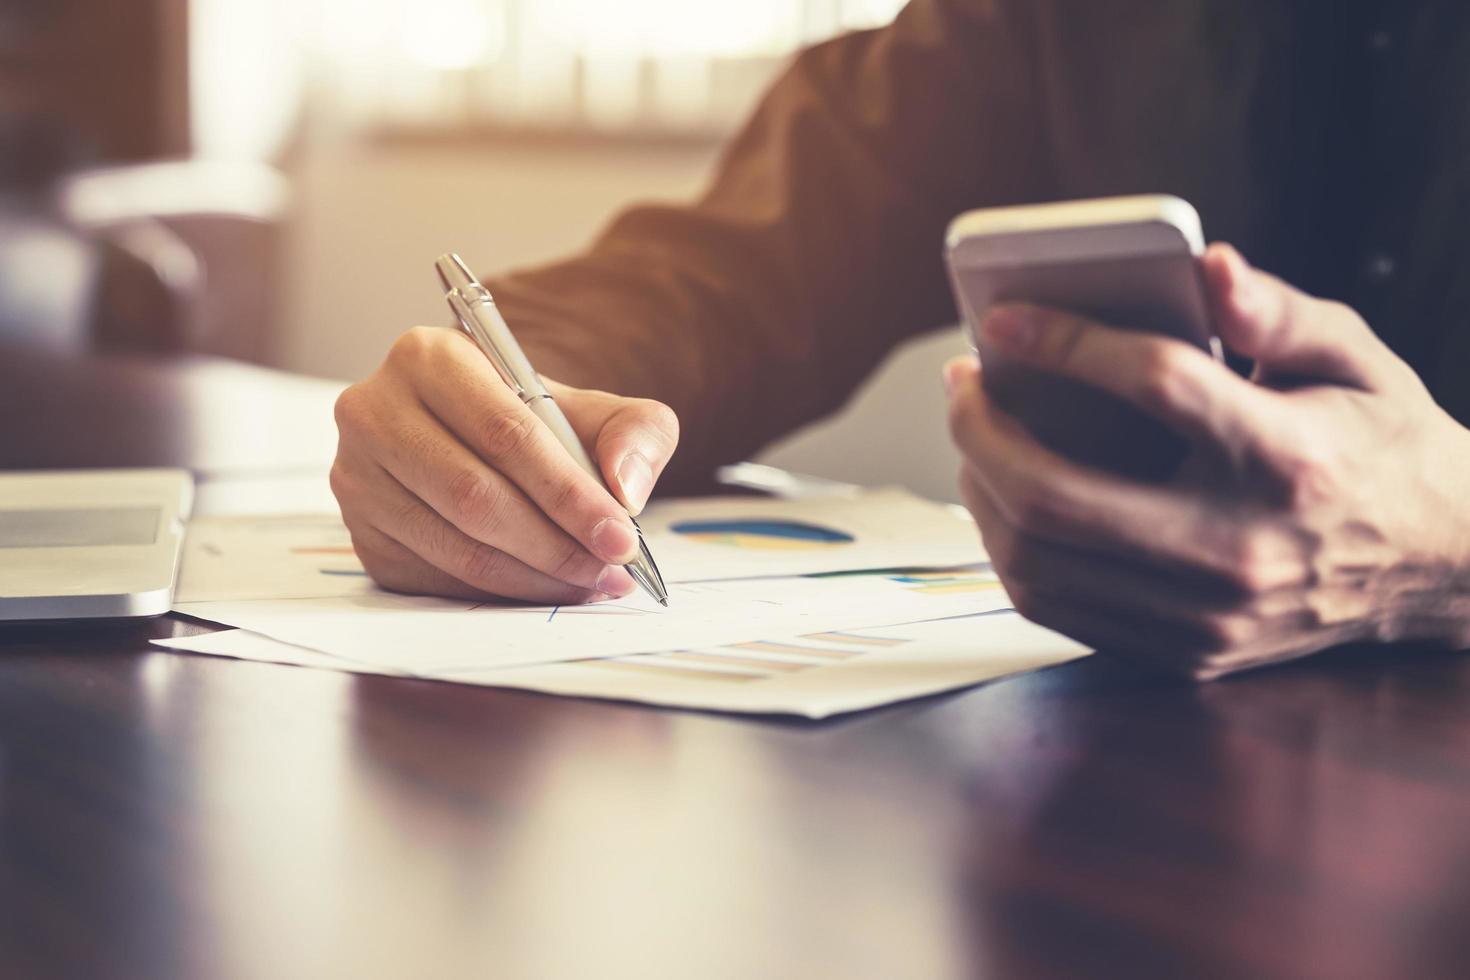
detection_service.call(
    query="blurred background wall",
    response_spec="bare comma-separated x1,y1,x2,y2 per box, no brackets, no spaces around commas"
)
1,0,966,501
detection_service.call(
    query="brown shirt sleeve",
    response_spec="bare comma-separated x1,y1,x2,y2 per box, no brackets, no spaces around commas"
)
487,0,1048,490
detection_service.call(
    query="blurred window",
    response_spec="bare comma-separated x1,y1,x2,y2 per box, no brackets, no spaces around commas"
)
191,0,908,155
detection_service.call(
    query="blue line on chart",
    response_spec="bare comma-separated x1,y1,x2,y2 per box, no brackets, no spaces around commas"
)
547,605,561,623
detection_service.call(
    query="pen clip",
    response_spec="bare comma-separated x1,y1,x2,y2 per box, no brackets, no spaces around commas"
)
446,290,528,399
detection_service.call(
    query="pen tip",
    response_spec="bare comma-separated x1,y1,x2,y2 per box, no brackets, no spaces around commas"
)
658,596,669,607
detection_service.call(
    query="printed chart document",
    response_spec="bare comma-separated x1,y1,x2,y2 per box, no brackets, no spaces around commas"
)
160,491,1092,718
155,611,1090,719
174,488,984,603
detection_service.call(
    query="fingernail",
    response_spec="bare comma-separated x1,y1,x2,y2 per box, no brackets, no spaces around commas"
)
982,308,1036,352
1235,258,1263,312
942,359,968,396
1215,245,1256,310
616,452,653,512
595,564,636,596
591,517,639,563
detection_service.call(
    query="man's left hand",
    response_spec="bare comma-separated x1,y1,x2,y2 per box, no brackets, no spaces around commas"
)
945,244,1470,678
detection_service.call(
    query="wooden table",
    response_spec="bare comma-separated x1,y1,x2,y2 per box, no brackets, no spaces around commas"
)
2,348,1468,980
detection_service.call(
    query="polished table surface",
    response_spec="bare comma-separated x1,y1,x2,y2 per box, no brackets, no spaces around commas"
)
2,347,1469,979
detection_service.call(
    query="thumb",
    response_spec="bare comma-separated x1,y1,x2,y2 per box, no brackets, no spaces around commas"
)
547,379,679,515
1203,243,1391,390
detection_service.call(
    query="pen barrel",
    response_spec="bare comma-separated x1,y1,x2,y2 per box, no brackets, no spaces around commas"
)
533,391,667,601
527,395,603,484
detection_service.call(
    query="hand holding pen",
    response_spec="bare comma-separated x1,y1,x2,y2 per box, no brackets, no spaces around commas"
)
329,256,678,605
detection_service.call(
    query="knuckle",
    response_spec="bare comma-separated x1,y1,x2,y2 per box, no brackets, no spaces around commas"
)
479,407,539,460
1195,614,1253,654
960,489,991,539
1006,582,1042,621
1186,658,1230,683
401,424,446,471
1000,530,1045,584
548,540,599,585
328,461,353,503
1043,312,1088,365
397,499,445,551
342,524,371,561
1009,483,1066,534
1321,299,1366,333
967,497,1015,563
1142,339,1183,374
444,467,507,530
374,568,424,596
957,468,980,511
1009,496,1047,534
1388,356,1429,394
1276,444,1344,511
354,548,389,585
333,384,367,433
388,325,440,369
638,399,680,450
545,473,591,523
1133,345,1188,412
1320,299,1395,363
352,537,405,592
455,539,511,587
979,534,1013,581
1196,616,1233,651
358,555,394,588
1232,563,1275,598
946,397,973,444
1220,535,1279,596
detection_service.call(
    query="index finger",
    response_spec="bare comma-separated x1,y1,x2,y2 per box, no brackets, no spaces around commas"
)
979,303,1283,457
395,328,640,565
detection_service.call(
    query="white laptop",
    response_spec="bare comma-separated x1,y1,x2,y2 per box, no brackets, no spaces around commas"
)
0,469,193,621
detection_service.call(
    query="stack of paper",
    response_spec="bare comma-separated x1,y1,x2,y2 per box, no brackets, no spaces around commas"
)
159,488,1090,718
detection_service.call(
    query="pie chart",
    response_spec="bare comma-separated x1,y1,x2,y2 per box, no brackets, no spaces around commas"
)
670,519,855,550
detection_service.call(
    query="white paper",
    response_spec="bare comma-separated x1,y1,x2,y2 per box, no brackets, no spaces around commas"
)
154,612,1090,719
174,569,1013,673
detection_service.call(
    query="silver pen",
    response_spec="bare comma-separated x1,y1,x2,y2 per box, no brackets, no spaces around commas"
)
434,254,669,606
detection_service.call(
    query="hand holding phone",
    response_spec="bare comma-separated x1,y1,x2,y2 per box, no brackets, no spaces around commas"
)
945,195,1217,481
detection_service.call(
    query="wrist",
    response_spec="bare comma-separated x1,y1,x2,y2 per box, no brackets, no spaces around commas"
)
1376,563,1470,649
1375,418,1470,648
1432,554,1470,650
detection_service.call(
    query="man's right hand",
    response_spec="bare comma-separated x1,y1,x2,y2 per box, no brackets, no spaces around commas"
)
331,326,679,603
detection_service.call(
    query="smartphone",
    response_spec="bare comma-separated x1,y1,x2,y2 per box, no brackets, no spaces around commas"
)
944,195,1217,481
